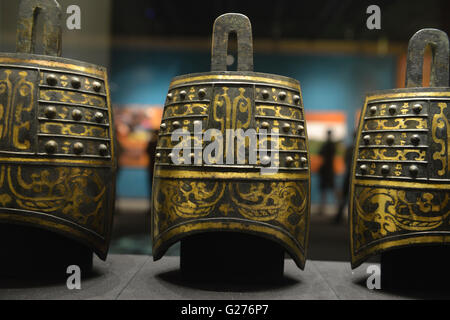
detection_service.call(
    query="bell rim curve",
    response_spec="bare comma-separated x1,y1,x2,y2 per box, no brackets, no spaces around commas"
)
0,52,108,77
153,73,311,269
349,28,450,268
152,13,311,270
169,71,301,92
0,0,116,261
0,54,117,260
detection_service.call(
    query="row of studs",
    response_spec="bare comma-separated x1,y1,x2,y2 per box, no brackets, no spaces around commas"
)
160,120,305,134
43,106,105,123
258,90,301,104
167,88,301,105
366,103,424,116
44,140,109,156
359,163,420,177
155,151,308,168
167,88,207,101
44,73,103,92
361,133,422,146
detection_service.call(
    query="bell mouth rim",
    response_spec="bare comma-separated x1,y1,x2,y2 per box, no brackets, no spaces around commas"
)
0,215,109,261
169,70,301,90
351,235,450,269
152,218,307,270
0,52,106,77
366,86,450,97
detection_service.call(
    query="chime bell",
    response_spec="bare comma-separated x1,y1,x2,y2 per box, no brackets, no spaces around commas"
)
350,28,450,268
0,0,116,271
152,13,311,272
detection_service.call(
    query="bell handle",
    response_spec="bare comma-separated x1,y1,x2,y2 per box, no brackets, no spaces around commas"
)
16,0,62,57
406,28,449,88
211,13,254,72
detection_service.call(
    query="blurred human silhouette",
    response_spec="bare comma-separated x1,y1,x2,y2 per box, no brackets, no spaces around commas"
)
146,130,159,199
318,129,336,216
333,132,355,224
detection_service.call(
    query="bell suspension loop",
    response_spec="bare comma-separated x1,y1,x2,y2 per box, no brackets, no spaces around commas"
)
211,13,254,72
406,28,449,88
16,0,62,57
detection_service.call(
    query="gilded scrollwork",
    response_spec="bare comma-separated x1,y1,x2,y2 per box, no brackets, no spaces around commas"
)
229,181,306,221
364,118,427,131
0,69,35,151
40,89,106,108
154,179,308,246
212,87,252,132
256,105,302,120
432,102,449,176
354,187,450,251
154,180,225,219
359,148,426,161
0,165,107,233
164,103,208,118
0,70,12,139
40,122,108,138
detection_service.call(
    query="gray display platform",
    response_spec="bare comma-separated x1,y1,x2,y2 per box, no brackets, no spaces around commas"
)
0,255,447,300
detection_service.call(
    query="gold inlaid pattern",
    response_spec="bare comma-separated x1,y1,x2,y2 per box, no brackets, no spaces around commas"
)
40,122,108,138
39,139,107,156
256,105,302,120
163,103,208,118
39,72,103,93
40,90,106,108
168,87,210,104
432,102,449,176
350,93,450,267
0,69,35,151
0,165,107,235
153,179,309,267
359,148,426,161
258,135,305,151
354,179,450,190
0,57,105,78
153,180,307,239
354,187,448,249
352,186,450,265
39,106,107,124
155,168,309,180
230,181,307,225
368,91,450,101
213,87,252,132
170,74,301,91
0,156,111,166
363,118,428,131
154,180,225,219
158,135,203,149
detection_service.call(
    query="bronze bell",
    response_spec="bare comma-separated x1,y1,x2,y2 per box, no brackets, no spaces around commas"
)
152,13,311,274
349,28,450,269
0,0,116,271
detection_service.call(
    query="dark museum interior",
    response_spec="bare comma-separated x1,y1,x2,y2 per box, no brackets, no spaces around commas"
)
0,0,450,301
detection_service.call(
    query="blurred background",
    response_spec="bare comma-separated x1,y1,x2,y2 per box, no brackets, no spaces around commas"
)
0,0,448,262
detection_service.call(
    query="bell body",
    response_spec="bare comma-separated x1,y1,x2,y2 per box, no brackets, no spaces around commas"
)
0,52,116,260
152,71,311,269
350,86,450,268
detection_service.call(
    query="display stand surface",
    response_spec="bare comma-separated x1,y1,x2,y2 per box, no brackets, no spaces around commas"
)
0,255,448,300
